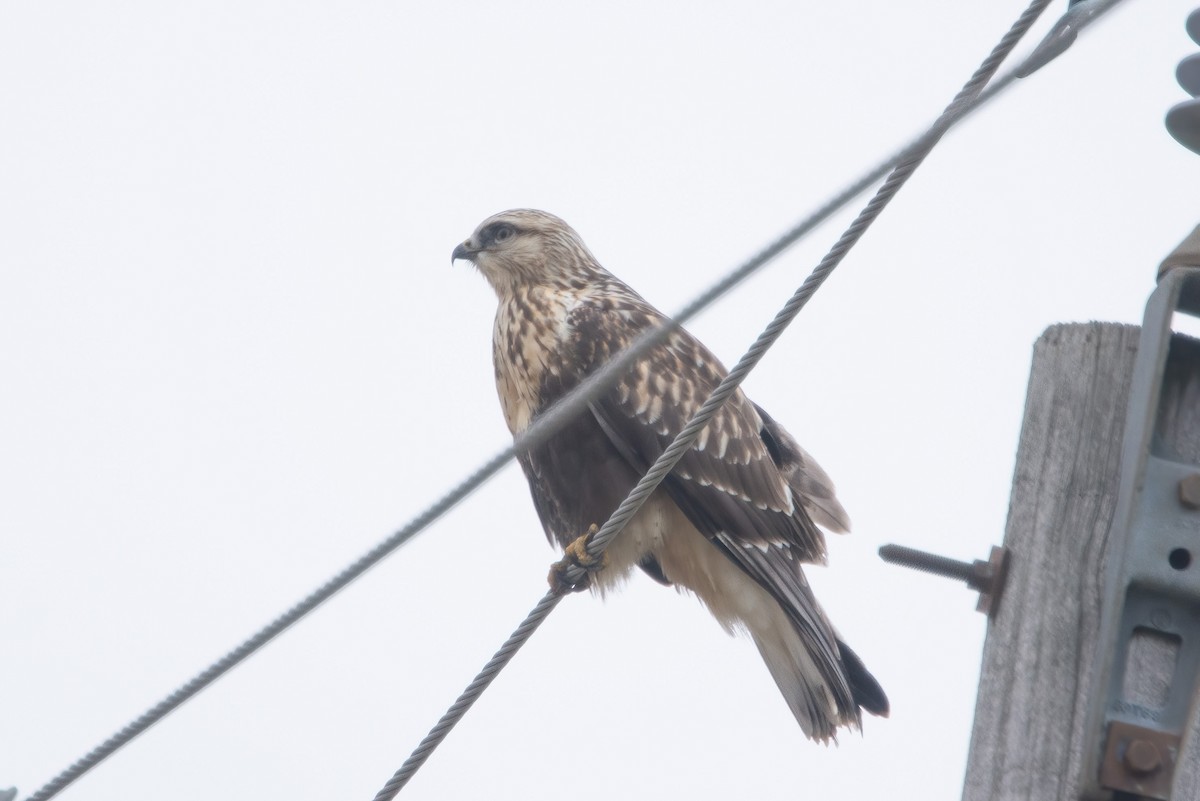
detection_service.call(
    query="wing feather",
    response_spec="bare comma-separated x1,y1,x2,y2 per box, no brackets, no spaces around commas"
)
711,532,860,728
517,399,643,551
563,294,869,721
567,295,830,562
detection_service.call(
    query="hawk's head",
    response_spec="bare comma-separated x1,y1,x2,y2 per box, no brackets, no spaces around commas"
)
452,209,603,295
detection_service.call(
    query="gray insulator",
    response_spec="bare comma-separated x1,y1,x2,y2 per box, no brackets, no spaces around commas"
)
1166,9,1200,155
1181,53,1200,95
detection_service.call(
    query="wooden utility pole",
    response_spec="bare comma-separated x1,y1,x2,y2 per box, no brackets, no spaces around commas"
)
961,230,1200,800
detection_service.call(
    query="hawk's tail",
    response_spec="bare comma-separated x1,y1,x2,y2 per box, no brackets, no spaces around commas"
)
836,636,890,718
653,507,887,740
748,601,888,741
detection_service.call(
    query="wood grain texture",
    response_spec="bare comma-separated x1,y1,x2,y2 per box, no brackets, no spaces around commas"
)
961,322,1200,801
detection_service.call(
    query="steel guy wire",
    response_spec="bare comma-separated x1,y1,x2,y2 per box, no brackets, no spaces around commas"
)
368,0,1136,796
22,1,1125,798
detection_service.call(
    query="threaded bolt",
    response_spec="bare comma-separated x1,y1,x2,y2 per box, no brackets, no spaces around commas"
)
878,543,1010,617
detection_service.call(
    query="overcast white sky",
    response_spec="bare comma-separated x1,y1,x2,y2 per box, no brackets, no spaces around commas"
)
2,2,1198,799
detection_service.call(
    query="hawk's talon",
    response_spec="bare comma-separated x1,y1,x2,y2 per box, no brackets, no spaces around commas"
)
548,524,608,595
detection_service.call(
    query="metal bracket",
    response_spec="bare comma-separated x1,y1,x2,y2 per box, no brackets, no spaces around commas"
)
1099,721,1180,799
1081,260,1200,799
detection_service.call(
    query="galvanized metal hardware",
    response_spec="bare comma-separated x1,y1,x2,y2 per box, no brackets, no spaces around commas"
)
1179,474,1200,511
1099,722,1178,799
878,543,1010,617
1017,0,1124,79
1157,226,1200,281
1081,253,1200,799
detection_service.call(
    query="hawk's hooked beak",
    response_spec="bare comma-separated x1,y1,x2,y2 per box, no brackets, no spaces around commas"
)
451,240,478,264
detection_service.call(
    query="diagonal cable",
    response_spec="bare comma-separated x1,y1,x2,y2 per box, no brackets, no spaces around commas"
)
22,1,1125,798
368,0,1135,796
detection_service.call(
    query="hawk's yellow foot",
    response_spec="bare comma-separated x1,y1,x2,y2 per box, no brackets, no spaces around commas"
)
547,524,609,595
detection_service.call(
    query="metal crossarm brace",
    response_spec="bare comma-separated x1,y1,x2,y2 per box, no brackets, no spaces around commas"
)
1082,259,1200,800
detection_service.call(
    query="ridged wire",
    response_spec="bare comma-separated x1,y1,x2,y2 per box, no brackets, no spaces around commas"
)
23,1,1129,797
370,0,1081,797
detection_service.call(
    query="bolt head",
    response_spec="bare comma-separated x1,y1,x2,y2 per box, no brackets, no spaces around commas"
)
1125,738,1163,775
1180,474,1200,510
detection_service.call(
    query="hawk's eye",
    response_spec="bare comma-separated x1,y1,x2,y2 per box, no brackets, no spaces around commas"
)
492,224,515,243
